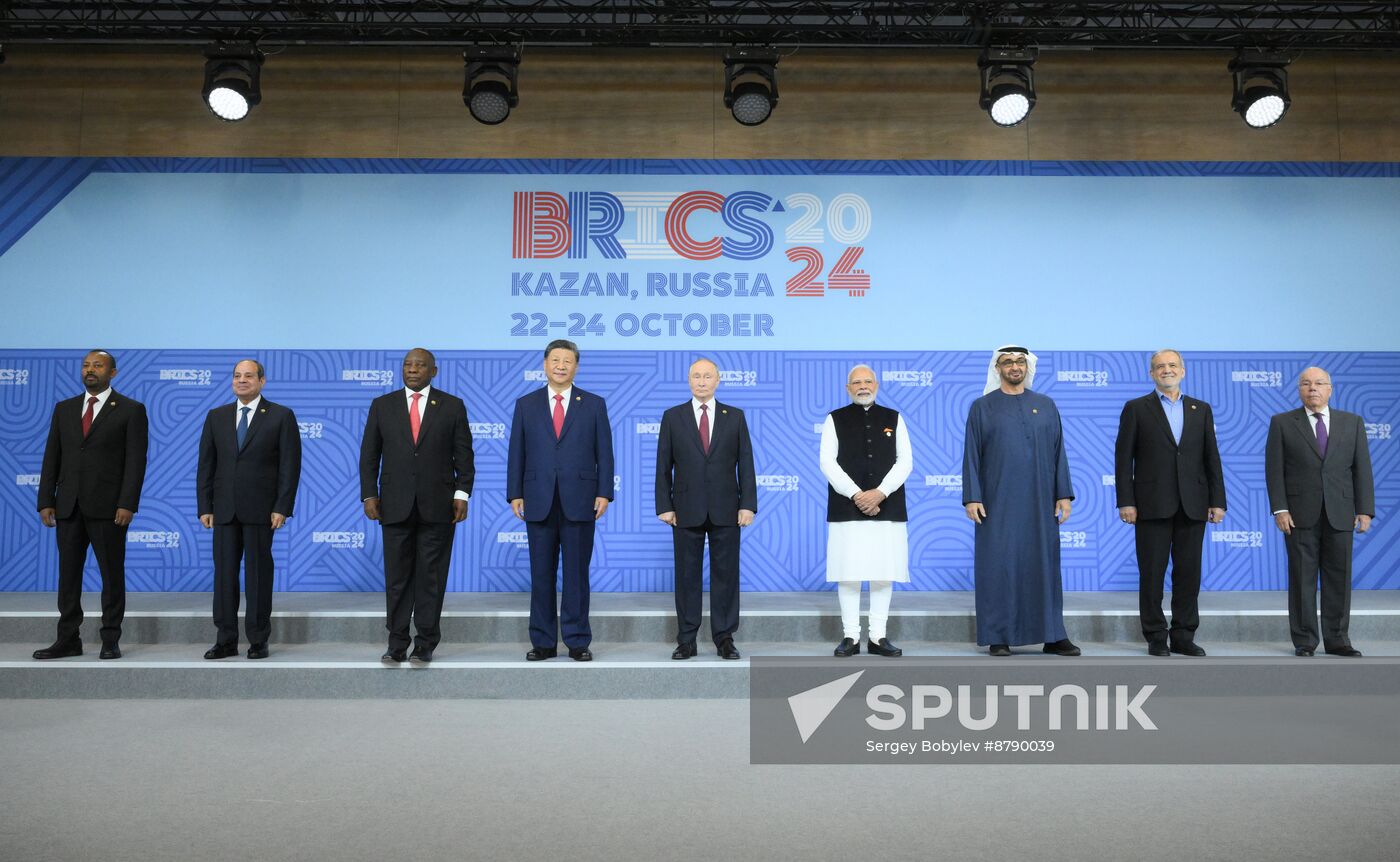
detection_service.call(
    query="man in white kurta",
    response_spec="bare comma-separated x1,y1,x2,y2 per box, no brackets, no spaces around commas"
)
820,365,914,657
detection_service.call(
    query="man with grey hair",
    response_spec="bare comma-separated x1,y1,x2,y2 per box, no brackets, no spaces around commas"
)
820,364,913,657
1114,350,1226,657
1265,367,1374,657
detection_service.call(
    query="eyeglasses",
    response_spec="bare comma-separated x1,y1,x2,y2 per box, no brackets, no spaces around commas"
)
997,358,1028,368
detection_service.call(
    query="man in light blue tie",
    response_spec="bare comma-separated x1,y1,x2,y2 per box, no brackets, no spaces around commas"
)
197,359,302,660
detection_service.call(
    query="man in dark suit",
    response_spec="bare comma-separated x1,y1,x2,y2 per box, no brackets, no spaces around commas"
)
1114,350,1226,657
359,348,475,664
655,358,757,660
34,349,148,660
507,339,614,662
1265,366,1375,657
197,359,302,660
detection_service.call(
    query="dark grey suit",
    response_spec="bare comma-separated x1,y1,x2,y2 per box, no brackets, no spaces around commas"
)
1265,407,1375,650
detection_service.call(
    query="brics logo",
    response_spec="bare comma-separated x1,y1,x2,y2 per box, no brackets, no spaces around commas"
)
1059,531,1088,549
341,369,394,387
720,370,758,387
1367,423,1391,441
923,475,961,492
883,370,933,387
1056,370,1108,387
757,474,800,492
158,369,212,386
0,368,30,385
635,422,661,435
523,370,546,382
15,474,41,487
312,531,365,549
1213,531,1264,549
496,531,529,548
128,531,180,549
470,422,507,440
298,422,325,439
1231,370,1282,388
1101,474,1116,486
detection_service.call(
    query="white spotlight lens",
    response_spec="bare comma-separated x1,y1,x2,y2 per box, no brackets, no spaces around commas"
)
207,85,250,121
1244,93,1286,128
732,91,773,126
989,88,1030,126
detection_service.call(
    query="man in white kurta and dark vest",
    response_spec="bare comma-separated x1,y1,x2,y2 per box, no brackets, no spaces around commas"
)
820,364,913,657
962,345,1079,658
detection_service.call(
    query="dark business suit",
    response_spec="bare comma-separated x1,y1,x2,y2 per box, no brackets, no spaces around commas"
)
36,390,149,646
655,400,757,647
197,398,302,647
359,388,475,653
1114,392,1226,646
1265,407,1375,651
507,387,614,650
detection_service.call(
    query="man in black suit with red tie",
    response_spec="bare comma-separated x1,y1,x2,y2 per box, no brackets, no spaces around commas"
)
1115,350,1226,657
655,358,757,660
359,348,475,664
197,359,302,660
34,350,148,660
1266,366,1375,657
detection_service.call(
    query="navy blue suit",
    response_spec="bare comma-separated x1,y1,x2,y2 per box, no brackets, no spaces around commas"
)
507,387,614,650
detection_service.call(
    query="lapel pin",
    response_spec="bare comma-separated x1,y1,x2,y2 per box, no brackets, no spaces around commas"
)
1032,408,1039,414
1191,405,1197,410
721,409,728,414
260,408,266,414
431,400,437,406
576,396,582,402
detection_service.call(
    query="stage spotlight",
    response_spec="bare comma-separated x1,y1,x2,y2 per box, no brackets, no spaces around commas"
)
978,48,1038,127
463,48,520,125
202,46,263,122
724,51,779,126
1230,53,1291,129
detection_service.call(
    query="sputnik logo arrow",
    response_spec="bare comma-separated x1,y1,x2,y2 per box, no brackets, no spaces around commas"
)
787,670,865,743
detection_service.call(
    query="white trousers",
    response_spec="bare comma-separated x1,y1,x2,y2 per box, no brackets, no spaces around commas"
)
837,580,893,641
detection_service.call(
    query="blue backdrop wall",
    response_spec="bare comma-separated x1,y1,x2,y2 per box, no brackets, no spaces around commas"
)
0,158,1395,591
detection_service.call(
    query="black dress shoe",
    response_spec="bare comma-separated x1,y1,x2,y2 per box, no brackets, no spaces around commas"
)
381,648,408,663
867,638,903,657
99,643,122,660
204,643,238,660
409,648,433,664
1147,642,1170,657
1325,646,1363,657
988,644,1011,657
834,637,860,657
1294,647,1315,657
33,641,82,660
1043,639,1081,657
717,639,741,660
672,642,697,660
1170,641,1206,657
568,647,593,662
246,643,269,660
526,646,557,661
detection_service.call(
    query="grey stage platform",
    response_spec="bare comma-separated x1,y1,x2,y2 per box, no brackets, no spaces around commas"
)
3,591,1399,699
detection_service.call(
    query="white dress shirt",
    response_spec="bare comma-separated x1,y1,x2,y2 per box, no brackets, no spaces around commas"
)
79,387,113,421
546,386,573,421
403,384,468,501
691,397,717,434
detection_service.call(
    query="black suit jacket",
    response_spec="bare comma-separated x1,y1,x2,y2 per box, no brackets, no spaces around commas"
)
654,401,758,528
359,388,475,525
1265,407,1374,532
1114,392,1226,521
37,390,148,520
197,399,302,524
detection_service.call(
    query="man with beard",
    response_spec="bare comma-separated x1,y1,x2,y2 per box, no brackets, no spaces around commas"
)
820,364,913,657
962,345,1078,657
34,350,149,660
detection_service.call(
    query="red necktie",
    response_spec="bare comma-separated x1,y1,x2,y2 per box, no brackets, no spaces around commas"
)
699,403,710,454
82,396,97,438
553,394,565,438
409,392,422,444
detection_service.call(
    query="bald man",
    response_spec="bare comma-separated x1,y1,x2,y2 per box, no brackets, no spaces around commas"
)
655,358,757,660
1265,367,1374,657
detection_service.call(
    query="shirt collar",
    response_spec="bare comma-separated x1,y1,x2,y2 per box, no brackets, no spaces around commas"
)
235,395,262,413
1308,405,1330,420
1157,389,1183,404
548,385,572,402
692,396,715,412
81,388,113,408
405,385,432,401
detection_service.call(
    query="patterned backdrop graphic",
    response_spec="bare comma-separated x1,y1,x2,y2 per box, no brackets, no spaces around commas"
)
0,349,1394,593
